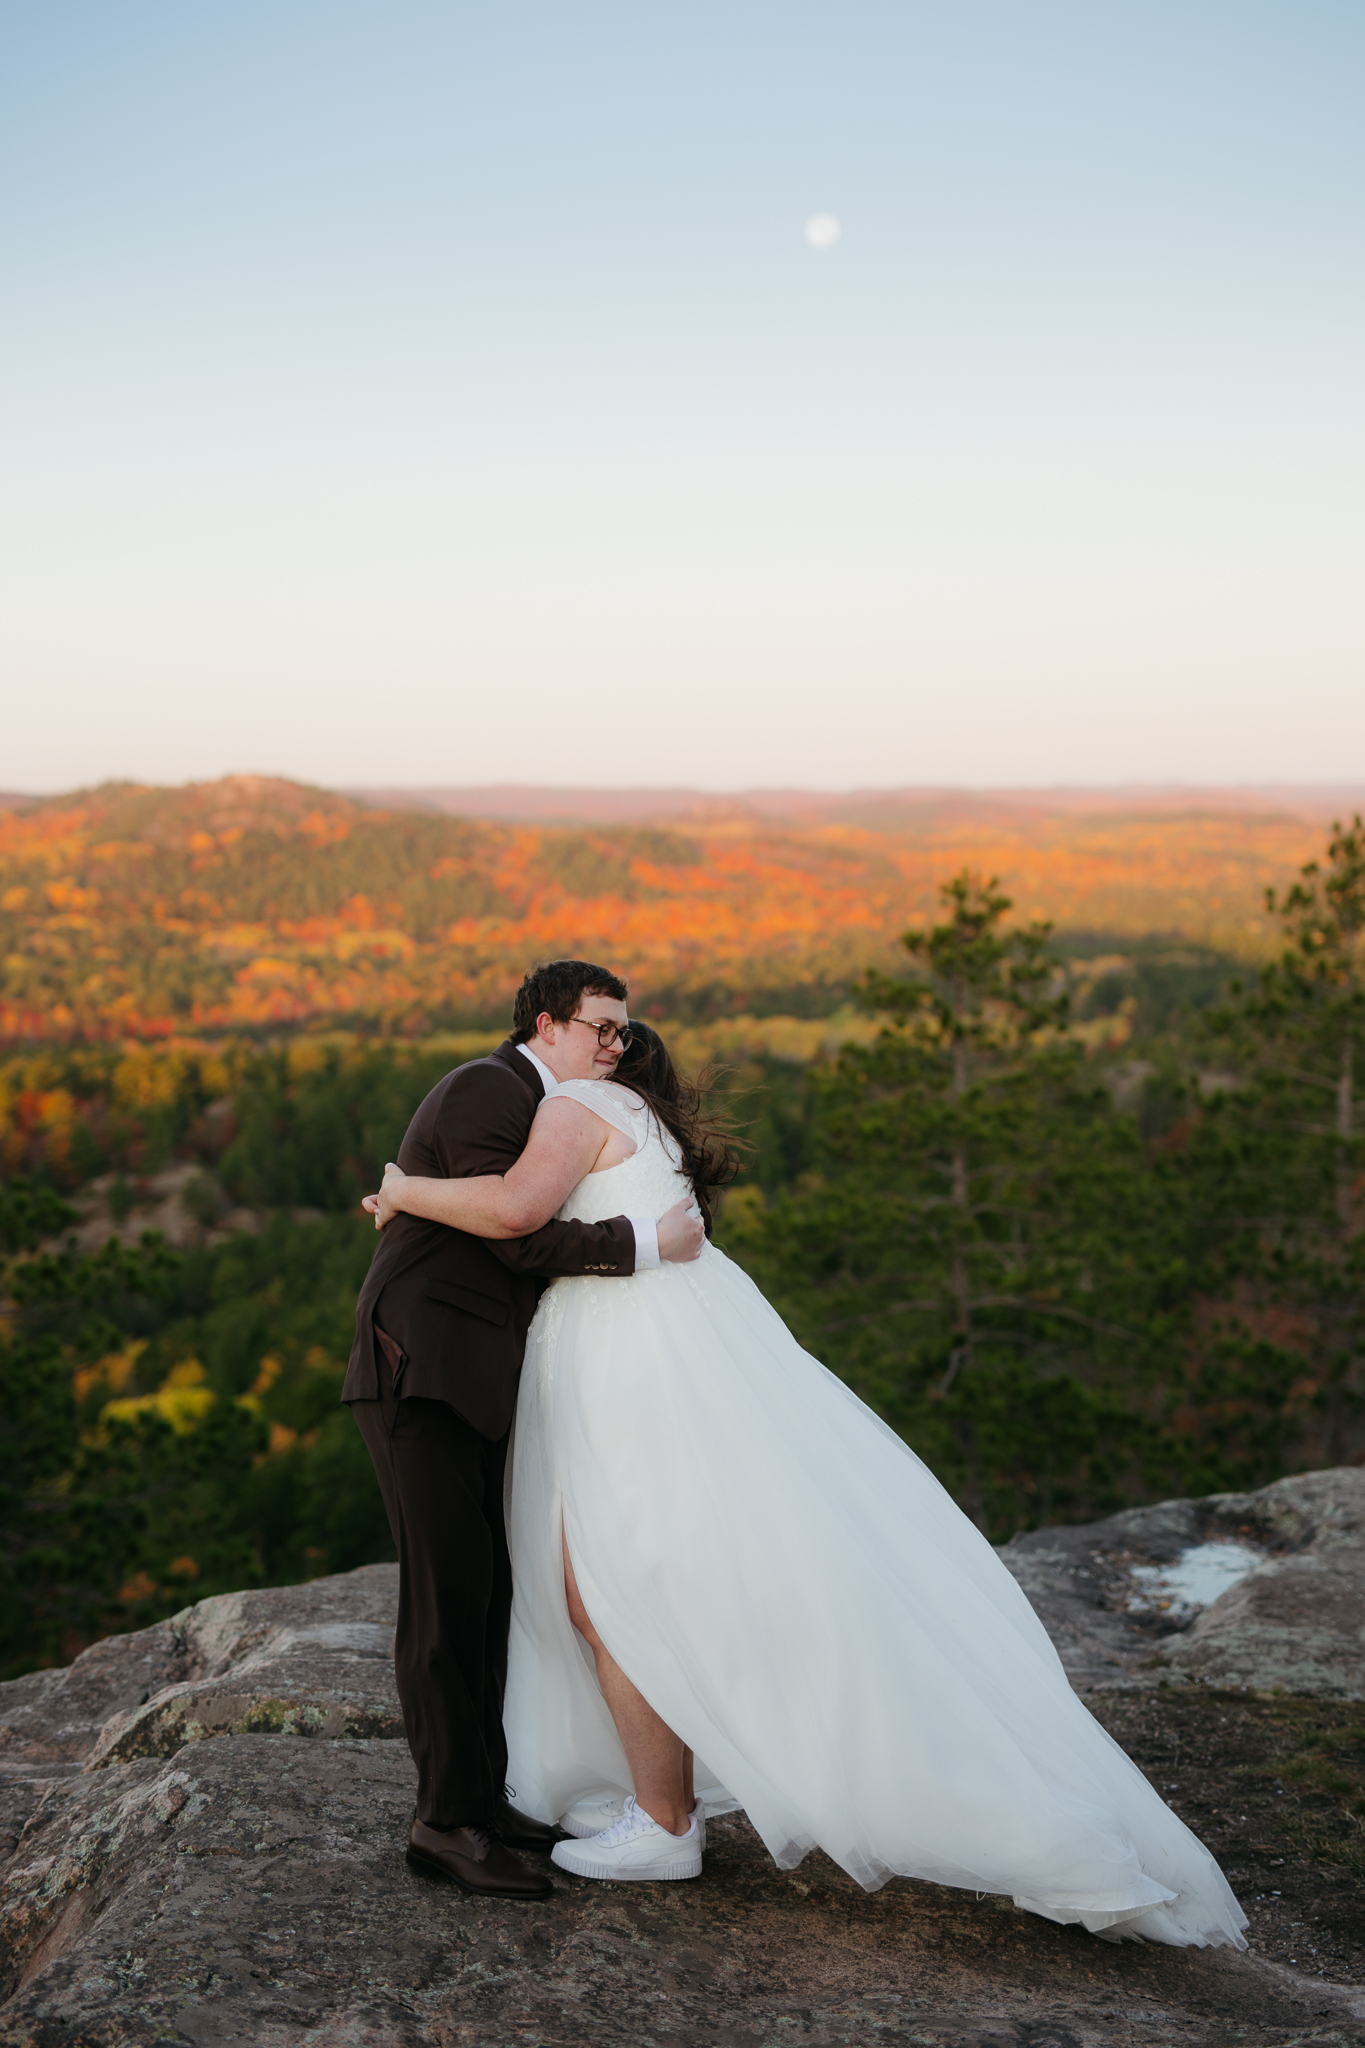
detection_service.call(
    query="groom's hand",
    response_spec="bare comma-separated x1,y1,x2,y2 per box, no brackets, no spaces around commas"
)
656,1199,705,1264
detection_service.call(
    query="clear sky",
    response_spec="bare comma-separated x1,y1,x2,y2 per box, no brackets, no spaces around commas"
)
2,2,1362,793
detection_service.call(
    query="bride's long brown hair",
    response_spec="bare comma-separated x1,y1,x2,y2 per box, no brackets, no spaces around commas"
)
611,1023,739,1236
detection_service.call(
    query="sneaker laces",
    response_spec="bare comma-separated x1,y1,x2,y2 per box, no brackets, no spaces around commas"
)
597,1795,661,1846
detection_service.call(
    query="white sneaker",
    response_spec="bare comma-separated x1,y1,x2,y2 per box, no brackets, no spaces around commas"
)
551,1795,703,1882
561,1793,706,1848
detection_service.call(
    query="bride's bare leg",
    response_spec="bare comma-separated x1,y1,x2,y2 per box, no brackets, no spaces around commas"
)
562,1528,691,1836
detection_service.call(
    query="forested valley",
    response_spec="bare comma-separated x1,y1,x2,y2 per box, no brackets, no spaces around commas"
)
1,809,1361,1681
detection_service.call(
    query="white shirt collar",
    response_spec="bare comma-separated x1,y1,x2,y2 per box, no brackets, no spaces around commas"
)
516,1041,560,1097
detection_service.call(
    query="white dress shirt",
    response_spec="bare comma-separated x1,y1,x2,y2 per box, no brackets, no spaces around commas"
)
515,1042,660,1268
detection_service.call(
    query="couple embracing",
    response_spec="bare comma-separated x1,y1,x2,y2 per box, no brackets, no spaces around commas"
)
345,959,1246,1944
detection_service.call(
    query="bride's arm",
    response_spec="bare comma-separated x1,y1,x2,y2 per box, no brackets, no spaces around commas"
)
366,1097,610,1238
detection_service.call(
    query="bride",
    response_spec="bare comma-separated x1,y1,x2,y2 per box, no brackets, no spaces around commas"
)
370,1019,1246,1947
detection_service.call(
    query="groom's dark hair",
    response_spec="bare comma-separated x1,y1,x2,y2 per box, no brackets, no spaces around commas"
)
511,959,628,1043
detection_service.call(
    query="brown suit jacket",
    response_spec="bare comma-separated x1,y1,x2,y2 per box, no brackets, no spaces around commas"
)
342,1039,635,1439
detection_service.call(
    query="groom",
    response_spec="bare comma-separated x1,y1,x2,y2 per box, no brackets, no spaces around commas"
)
344,959,704,1900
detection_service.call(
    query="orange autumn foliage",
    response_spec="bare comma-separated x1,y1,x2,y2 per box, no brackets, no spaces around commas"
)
0,776,1330,1044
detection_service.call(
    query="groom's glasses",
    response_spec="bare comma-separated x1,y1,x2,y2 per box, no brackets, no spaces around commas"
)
570,1017,634,1051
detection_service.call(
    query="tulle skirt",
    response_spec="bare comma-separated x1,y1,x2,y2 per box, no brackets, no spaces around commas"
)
503,1245,1246,1946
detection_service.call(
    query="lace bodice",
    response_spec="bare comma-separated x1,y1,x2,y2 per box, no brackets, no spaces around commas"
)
548,1079,693,1223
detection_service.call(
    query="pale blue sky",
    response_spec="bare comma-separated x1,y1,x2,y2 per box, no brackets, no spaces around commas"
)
2,2,1362,791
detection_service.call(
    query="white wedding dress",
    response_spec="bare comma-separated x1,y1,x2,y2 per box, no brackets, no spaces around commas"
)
503,1080,1247,1947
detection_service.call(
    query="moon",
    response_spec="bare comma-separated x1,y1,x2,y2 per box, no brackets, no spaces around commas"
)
804,213,842,251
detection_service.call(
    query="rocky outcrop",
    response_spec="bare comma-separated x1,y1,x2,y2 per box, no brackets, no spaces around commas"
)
2,1475,1363,2046
999,1467,1365,1698
0,1567,403,1789
44,1162,323,1256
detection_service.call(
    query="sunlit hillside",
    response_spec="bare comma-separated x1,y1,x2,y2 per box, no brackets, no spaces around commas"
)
0,775,1344,1043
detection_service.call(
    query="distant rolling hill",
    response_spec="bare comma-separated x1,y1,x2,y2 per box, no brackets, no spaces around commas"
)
347,782,1365,827
0,776,1353,1043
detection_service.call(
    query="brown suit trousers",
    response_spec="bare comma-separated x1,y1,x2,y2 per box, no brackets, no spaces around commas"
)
352,1331,512,1829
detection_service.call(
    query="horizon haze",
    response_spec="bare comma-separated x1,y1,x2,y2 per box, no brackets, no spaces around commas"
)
5,778,1365,825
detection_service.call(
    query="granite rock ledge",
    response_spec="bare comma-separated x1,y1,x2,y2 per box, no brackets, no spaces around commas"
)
1,1475,1363,2047
998,1467,1365,1697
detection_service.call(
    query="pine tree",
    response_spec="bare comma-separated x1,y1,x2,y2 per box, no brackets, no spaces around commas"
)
725,873,1178,1535
1187,818,1365,1470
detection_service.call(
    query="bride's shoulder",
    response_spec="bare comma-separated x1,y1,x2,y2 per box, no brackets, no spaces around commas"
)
545,1078,648,1134
549,1078,647,1114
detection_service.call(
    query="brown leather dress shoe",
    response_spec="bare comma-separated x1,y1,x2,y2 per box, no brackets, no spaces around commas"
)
493,1796,570,1852
406,1819,554,1899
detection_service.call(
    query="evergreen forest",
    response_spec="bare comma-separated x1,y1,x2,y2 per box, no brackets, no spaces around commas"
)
1,808,1361,1680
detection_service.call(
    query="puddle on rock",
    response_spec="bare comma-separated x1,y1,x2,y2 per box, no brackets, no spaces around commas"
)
1126,1540,1265,1620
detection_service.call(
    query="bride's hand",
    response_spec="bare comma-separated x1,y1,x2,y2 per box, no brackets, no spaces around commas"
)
657,1198,705,1264
372,1163,408,1231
